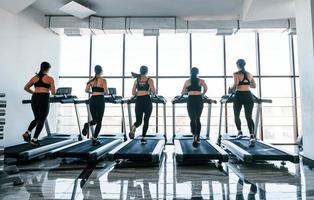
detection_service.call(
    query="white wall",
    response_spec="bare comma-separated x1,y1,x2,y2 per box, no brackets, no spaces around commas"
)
295,0,314,160
0,7,61,146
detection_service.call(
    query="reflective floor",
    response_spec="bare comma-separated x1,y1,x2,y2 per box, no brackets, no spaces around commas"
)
0,145,313,200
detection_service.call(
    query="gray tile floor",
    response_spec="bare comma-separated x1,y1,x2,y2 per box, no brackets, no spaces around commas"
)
0,145,313,200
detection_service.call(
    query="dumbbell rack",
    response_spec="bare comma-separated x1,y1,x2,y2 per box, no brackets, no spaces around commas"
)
0,93,23,186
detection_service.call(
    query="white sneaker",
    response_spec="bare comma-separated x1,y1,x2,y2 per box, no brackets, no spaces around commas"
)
129,125,136,139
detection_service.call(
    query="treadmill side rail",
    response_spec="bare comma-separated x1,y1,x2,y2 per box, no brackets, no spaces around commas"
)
207,140,229,162
107,140,133,160
49,140,87,156
257,140,299,163
151,140,165,163
91,139,123,160
222,140,253,163
19,138,75,161
174,139,183,162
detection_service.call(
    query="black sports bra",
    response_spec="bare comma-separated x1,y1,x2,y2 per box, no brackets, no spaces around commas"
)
91,78,104,93
238,71,251,86
34,74,51,89
137,78,150,91
187,79,201,92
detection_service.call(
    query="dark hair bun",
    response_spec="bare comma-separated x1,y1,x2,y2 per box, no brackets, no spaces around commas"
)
140,65,148,75
236,59,246,67
95,65,103,75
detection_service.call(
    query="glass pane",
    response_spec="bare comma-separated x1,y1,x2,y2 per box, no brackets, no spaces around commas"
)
125,34,156,76
293,35,299,76
261,78,294,143
192,33,224,76
60,36,90,76
226,33,257,76
92,35,123,76
259,33,291,75
56,78,89,135
159,33,190,76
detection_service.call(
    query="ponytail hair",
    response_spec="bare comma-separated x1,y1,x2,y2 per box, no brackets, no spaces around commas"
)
236,59,247,77
37,61,51,77
87,65,103,85
190,67,199,86
131,65,148,80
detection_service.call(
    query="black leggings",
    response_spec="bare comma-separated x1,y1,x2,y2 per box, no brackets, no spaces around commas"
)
88,95,105,138
134,95,152,137
233,91,255,135
187,95,204,137
28,93,50,139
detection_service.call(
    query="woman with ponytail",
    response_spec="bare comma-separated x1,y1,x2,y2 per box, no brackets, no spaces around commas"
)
23,61,56,146
230,59,257,147
129,65,155,144
181,67,208,147
82,65,108,146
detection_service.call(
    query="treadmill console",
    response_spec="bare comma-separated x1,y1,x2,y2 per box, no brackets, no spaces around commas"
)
172,95,216,104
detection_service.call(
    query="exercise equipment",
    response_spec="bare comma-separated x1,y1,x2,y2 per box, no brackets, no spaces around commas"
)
217,93,299,164
4,88,79,161
108,95,167,167
52,88,126,162
172,95,228,165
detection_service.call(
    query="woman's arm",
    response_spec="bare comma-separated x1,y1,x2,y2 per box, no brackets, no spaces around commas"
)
103,78,109,95
201,79,208,95
85,82,92,94
149,79,156,95
24,77,35,94
181,81,188,95
231,73,239,89
50,77,56,95
250,75,257,88
132,80,137,96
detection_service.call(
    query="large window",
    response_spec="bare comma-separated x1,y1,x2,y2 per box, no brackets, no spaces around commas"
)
57,31,300,144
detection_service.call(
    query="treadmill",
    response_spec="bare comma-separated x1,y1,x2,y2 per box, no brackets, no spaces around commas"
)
217,93,299,164
4,87,78,162
172,95,228,165
108,95,167,166
52,88,127,162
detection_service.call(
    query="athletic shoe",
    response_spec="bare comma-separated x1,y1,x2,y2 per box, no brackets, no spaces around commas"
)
141,138,147,145
22,132,31,143
192,135,199,147
82,123,89,136
129,125,136,139
30,139,40,147
92,139,100,146
249,138,256,147
235,131,243,139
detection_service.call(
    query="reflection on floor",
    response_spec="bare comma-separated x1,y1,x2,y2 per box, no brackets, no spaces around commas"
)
0,145,313,200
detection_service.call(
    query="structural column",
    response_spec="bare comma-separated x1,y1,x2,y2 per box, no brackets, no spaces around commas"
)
295,0,314,160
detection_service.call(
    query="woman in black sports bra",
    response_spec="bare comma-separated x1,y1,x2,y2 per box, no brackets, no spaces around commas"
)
82,65,108,146
181,67,208,147
129,66,156,144
23,62,56,146
230,59,257,147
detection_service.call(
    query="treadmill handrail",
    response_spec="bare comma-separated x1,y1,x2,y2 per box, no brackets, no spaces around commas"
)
124,95,167,104
171,94,217,104
220,93,272,104
22,95,78,104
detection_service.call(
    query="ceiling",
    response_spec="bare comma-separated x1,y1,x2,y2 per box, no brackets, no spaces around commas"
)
0,0,296,21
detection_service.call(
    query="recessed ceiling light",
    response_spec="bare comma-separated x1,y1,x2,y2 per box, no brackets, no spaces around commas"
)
59,1,96,19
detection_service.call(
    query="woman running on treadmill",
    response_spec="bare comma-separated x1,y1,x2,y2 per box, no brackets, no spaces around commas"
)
181,67,208,147
22,62,56,146
129,65,156,144
230,59,257,147
82,65,108,146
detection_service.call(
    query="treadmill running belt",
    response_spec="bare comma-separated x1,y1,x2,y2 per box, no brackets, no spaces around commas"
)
118,139,159,154
179,139,221,160
230,139,287,156
56,138,116,157
4,138,66,156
